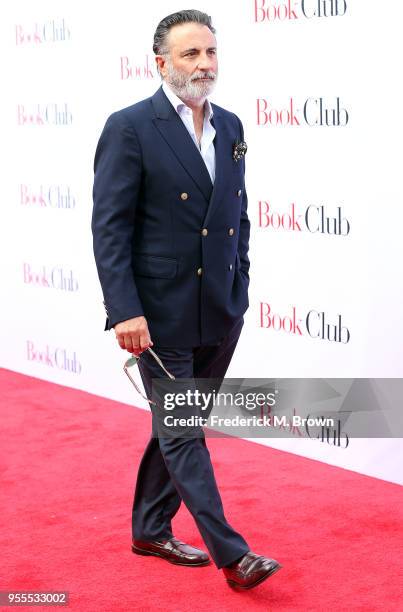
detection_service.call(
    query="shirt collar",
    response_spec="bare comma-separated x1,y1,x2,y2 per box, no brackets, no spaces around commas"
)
162,80,214,121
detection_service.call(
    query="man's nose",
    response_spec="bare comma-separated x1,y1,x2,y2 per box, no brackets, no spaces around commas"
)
197,53,215,71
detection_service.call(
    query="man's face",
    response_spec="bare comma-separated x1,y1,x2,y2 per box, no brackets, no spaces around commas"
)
157,22,218,100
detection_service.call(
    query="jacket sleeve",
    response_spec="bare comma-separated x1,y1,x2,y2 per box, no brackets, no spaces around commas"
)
91,111,145,330
235,116,251,280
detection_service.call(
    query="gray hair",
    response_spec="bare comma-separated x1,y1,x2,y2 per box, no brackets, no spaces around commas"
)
153,9,216,56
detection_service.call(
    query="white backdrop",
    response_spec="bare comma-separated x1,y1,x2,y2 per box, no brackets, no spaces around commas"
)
1,1,402,484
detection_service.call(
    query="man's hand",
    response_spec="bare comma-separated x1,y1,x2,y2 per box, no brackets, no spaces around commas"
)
114,316,153,355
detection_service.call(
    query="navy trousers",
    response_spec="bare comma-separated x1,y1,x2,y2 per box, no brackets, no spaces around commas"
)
131,316,250,569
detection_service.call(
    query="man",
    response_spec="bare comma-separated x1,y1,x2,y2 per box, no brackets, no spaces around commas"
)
91,10,282,590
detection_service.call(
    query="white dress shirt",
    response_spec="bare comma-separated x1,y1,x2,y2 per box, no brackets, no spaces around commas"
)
162,80,216,184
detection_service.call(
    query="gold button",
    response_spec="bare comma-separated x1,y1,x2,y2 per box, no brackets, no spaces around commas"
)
237,189,242,197
197,267,202,276
180,192,189,200
228,264,233,271
228,228,234,236
201,228,208,236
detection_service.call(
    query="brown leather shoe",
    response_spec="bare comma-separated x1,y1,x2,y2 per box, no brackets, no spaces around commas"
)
132,537,210,566
223,551,282,589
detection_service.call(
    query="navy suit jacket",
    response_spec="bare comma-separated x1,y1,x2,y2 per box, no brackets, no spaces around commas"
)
91,85,250,347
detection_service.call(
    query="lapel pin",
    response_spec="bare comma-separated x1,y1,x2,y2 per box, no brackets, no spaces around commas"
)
233,140,248,162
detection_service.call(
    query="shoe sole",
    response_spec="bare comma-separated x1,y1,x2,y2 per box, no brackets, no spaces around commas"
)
131,545,211,567
226,562,283,590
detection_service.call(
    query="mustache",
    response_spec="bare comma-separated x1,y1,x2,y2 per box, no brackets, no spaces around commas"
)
190,71,216,82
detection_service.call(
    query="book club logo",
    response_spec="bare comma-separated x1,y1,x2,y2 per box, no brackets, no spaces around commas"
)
260,303,350,343
15,19,71,45
26,341,82,374
120,55,155,80
23,263,79,292
257,96,349,127
254,0,347,22
258,201,350,236
17,104,72,126
258,405,349,447
20,184,76,209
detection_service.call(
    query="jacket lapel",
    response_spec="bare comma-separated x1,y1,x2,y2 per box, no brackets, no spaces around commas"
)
202,107,233,228
151,86,213,202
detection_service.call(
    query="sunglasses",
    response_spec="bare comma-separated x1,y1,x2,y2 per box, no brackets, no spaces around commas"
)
123,347,176,406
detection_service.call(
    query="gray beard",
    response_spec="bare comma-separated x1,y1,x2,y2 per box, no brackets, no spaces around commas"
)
164,59,217,101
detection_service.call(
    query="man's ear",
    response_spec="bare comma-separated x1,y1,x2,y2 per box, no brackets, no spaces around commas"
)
155,55,166,78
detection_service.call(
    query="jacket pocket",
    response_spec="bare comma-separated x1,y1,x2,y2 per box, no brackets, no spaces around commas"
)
132,253,178,279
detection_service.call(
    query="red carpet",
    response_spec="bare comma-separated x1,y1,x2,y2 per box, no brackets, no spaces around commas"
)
1,368,402,611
